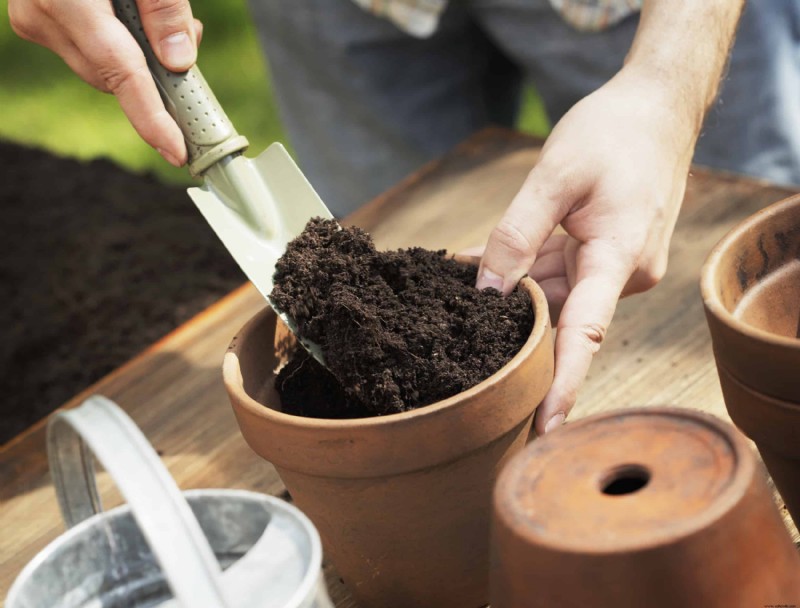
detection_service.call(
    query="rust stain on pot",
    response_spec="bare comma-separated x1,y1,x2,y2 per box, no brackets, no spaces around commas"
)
755,234,770,280
316,438,356,446
773,225,800,258
735,250,750,292
775,230,790,255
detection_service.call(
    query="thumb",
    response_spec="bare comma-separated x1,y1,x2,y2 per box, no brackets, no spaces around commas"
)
136,0,197,71
477,164,582,295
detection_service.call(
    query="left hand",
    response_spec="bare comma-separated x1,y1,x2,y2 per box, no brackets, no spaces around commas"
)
469,68,698,435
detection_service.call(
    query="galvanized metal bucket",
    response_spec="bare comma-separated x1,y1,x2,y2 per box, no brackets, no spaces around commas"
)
6,396,333,608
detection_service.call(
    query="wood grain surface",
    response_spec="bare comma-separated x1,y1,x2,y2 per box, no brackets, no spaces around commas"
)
2,128,798,604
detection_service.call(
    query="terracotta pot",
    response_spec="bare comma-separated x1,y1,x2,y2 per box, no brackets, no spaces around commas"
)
224,277,553,608
701,193,800,402
491,407,800,608
718,363,800,528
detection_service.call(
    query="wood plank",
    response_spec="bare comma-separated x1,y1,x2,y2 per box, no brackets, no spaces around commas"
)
1,128,797,602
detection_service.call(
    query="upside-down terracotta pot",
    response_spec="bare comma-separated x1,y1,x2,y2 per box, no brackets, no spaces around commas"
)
701,193,800,402
224,277,553,608
491,407,800,608
701,193,800,529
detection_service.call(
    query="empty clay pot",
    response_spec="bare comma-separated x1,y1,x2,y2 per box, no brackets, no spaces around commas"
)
701,193,800,531
491,407,800,608
701,193,800,402
718,363,800,528
224,277,553,608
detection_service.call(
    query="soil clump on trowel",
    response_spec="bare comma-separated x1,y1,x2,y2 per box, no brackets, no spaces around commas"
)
271,218,534,418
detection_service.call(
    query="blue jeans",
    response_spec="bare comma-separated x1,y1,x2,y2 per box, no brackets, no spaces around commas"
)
248,0,800,217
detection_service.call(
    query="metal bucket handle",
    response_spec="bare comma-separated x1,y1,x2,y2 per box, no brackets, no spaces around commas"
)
47,395,231,608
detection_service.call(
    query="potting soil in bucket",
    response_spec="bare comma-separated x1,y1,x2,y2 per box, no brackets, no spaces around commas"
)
270,218,535,417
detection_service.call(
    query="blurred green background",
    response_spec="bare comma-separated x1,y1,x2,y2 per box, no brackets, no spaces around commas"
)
1,0,549,185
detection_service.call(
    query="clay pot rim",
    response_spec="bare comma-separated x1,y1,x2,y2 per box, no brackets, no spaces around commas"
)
223,275,549,431
700,193,800,351
494,406,757,555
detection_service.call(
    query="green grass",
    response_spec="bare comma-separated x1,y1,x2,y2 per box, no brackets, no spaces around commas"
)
1,0,548,184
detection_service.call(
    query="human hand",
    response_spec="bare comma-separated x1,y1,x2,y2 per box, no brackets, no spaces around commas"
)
472,69,698,435
9,0,202,166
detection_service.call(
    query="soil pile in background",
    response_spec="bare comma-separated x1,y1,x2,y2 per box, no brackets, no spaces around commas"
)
1,141,243,441
272,218,534,418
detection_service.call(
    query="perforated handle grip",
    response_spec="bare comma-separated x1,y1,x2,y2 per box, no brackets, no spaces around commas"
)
111,0,248,176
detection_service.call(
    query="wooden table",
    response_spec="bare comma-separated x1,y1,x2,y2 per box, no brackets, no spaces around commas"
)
2,128,798,604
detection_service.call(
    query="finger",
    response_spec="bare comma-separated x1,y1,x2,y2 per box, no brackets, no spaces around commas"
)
8,2,53,45
61,44,110,91
538,277,569,324
459,234,568,263
457,245,485,258
136,0,197,71
538,277,569,308
193,18,203,47
477,163,589,295
533,241,632,435
537,233,569,257
76,16,186,164
527,250,566,283
19,15,92,79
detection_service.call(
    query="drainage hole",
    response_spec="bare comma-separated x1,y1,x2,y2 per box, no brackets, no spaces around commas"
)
600,465,651,496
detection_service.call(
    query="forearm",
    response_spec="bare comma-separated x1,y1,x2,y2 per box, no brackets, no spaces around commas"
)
623,0,745,135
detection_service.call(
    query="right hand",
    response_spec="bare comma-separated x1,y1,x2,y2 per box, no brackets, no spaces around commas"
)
9,0,202,166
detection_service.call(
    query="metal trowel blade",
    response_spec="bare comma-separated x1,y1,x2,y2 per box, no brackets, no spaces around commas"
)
188,143,332,364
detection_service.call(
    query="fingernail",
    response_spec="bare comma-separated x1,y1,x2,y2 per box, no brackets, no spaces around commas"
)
476,268,503,292
544,412,565,434
157,147,181,167
160,31,195,69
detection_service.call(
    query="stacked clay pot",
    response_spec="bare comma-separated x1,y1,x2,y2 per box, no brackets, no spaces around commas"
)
491,407,800,607
701,193,800,528
224,277,553,608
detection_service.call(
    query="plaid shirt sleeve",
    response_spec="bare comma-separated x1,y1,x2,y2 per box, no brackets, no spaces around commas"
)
349,0,448,37
350,0,642,37
548,0,643,31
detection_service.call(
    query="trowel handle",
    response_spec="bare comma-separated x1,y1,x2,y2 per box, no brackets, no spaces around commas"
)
47,396,231,608
111,0,249,177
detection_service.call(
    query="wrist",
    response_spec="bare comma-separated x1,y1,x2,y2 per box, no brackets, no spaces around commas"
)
612,64,705,146
620,0,744,144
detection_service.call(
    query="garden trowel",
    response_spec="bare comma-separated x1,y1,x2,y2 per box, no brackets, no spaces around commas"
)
113,0,331,365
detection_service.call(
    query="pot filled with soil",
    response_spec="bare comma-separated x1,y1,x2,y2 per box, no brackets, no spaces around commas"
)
491,407,800,608
701,193,800,528
224,219,554,608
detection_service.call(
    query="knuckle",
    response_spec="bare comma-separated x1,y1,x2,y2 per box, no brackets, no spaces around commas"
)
137,0,191,25
611,232,646,262
34,0,55,17
546,385,578,416
530,158,578,207
490,219,536,258
97,62,146,96
8,3,36,40
640,264,666,290
631,257,667,293
576,323,607,354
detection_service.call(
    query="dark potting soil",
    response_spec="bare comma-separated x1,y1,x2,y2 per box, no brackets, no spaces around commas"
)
1,141,244,442
271,218,534,418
